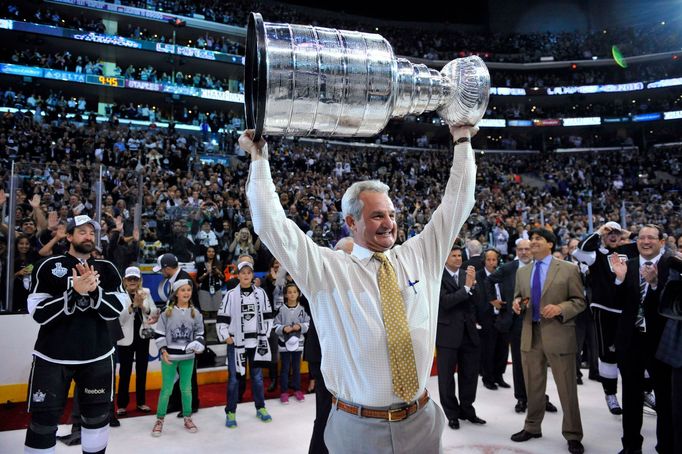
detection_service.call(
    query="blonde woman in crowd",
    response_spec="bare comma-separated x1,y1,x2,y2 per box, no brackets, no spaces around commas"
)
116,266,158,415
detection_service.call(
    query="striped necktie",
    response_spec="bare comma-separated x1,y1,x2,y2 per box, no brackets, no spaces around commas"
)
374,252,419,403
636,261,652,332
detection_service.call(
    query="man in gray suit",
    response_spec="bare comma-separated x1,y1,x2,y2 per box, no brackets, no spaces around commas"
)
511,228,586,454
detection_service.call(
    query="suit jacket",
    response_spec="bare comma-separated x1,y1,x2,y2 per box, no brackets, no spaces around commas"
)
464,255,484,271
514,257,585,354
480,261,519,333
436,268,480,349
615,253,672,360
657,254,682,367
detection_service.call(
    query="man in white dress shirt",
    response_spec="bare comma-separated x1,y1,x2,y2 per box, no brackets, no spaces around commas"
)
240,125,477,454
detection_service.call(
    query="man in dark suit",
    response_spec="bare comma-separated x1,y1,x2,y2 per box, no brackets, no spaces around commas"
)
511,228,585,454
657,252,682,454
612,225,673,454
436,245,485,430
464,239,484,271
154,253,201,416
477,249,511,390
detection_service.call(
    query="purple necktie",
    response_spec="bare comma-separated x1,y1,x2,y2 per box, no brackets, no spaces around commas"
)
531,261,542,322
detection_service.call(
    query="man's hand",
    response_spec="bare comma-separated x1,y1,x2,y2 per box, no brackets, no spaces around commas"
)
449,125,479,142
48,211,59,230
541,304,562,319
226,336,234,345
55,224,67,240
72,266,99,295
512,297,528,315
641,262,658,286
29,194,41,210
464,265,476,288
610,254,627,281
283,325,293,334
238,130,268,161
114,216,124,232
490,299,505,310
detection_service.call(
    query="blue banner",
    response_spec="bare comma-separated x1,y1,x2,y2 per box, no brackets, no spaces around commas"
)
44,68,86,83
0,64,43,77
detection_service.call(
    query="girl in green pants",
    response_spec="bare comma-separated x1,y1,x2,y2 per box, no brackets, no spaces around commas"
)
152,279,205,436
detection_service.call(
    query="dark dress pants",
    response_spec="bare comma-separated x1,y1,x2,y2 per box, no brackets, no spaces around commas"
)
437,331,479,421
307,361,331,454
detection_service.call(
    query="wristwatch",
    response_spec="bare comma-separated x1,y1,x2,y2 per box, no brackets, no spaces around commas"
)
454,137,471,145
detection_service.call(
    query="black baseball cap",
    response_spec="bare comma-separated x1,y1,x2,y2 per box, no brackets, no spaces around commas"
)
66,215,101,233
153,253,179,272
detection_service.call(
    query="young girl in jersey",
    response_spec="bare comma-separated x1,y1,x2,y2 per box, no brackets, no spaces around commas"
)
274,282,310,404
152,279,205,436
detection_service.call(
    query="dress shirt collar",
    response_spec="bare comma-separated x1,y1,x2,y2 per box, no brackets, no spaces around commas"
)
535,254,553,268
351,242,377,262
639,252,663,266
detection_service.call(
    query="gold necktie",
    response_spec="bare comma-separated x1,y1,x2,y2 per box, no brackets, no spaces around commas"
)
374,252,419,402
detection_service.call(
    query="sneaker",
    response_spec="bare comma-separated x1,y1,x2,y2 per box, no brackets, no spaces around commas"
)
136,404,152,413
183,417,198,433
256,408,272,422
643,391,656,415
225,412,237,428
606,394,623,415
294,390,305,402
280,393,289,404
116,408,127,416
151,418,164,437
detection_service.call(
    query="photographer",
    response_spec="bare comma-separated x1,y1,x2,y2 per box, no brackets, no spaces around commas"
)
116,266,159,415
196,246,224,341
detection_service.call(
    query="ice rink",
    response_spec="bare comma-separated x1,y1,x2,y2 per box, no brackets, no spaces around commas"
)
0,369,656,454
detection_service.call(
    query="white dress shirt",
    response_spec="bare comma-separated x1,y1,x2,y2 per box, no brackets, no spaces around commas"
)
246,143,476,406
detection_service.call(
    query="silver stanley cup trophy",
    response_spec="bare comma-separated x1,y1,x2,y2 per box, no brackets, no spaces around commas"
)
245,13,490,140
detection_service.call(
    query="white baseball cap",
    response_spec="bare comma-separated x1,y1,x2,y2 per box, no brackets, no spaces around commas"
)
603,221,624,232
124,266,141,279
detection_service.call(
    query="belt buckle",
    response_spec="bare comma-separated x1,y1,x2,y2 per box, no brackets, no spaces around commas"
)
387,408,405,422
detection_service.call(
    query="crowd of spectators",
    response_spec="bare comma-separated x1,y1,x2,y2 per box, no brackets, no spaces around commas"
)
116,0,682,63
0,1,244,55
4,49,238,93
1,110,681,308
4,0,681,64
492,60,682,89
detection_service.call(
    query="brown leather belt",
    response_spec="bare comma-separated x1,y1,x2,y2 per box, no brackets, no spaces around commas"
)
331,391,429,422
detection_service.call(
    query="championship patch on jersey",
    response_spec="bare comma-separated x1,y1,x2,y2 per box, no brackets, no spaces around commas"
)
32,389,46,403
52,262,68,278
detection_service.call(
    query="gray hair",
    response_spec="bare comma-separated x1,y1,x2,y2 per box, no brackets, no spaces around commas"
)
334,236,354,254
468,239,483,256
341,180,390,220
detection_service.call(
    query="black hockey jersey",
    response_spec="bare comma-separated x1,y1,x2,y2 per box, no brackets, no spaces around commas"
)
28,253,126,364
573,232,639,311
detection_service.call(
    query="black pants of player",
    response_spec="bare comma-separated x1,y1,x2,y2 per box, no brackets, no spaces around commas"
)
25,355,113,453
575,309,599,379
593,306,620,395
307,361,331,454
619,333,673,453
116,339,150,409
